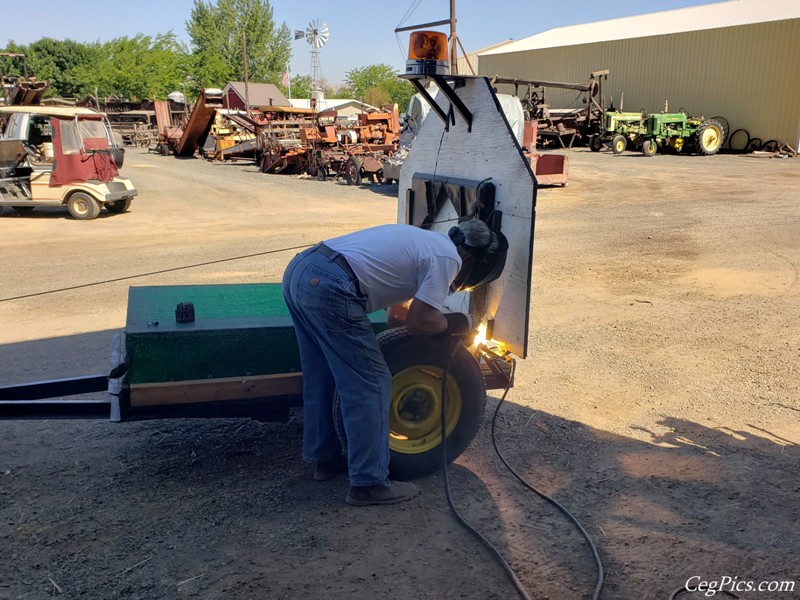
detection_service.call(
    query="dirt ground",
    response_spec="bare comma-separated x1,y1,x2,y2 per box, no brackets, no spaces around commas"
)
1,146,798,600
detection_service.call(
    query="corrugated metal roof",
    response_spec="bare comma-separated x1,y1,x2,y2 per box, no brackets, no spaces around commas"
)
482,0,800,55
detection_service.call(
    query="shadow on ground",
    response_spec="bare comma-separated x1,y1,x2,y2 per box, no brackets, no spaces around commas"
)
0,331,797,599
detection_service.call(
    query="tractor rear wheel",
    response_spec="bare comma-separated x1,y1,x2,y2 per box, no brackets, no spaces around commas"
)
694,119,724,155
377,328,486,481
612,135,627,155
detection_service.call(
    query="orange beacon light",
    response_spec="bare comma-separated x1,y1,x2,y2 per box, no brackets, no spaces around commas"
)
405,31,450,77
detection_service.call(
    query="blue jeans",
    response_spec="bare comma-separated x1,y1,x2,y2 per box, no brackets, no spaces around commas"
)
282,247,392,487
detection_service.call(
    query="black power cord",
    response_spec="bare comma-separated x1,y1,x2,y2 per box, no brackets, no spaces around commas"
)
439,339,604,600
489,358,605,600
439,340,533,600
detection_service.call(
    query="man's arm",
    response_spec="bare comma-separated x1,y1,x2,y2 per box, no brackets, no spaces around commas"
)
405,298,448,335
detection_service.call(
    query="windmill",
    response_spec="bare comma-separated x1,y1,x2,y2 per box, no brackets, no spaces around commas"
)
296,19,329,102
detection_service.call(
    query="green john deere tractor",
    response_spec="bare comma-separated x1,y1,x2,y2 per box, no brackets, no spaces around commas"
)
590,110,725,157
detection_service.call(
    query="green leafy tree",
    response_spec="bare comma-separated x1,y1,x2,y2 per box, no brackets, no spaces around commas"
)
0,41,30,79
344,64,414,109
24,38,102,98
75,33,191,100
286,74,310,99
187,0,291,87
363,87,391,108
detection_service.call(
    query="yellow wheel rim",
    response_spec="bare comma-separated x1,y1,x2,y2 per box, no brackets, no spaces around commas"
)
701,126,721,152
614,139,625,153
389,365,462,454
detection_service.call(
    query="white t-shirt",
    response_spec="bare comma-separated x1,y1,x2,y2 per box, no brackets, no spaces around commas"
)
325,224,462,313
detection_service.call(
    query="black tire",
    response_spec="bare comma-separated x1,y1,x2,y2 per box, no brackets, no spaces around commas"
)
344,156,362,185
727,128,750,152
746,138,762,153
11,205,35,214
641,139,657,157
694,119,724,155
317,167,328,181
711,116,729,145
761,140,779,153
377,328,487,480
589,134,604,152
67,192,101,220
611,135,627,155
105,198,132,214
160,143,170,157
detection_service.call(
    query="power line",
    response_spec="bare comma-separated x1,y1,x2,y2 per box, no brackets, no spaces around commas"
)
0,243,312,303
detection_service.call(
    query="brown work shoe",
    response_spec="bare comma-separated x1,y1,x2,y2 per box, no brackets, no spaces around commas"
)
313,458,348,481
345,480,419,506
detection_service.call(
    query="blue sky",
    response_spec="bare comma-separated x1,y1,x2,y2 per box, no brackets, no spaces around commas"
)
1,0,720,85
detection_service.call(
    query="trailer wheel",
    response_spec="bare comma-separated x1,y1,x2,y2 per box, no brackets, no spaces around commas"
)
317,167,328,181
612,135,627,155
589,134,604,152
67,192,101,220
694,119,724,155
377,328,487,481
641,139,657,157
344,156,362,185
105,198,132,214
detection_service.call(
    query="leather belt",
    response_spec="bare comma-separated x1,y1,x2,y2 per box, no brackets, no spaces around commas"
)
314,242,364,297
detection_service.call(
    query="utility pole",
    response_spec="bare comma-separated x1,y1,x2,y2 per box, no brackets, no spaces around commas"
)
242,29,250,117
450,0,458,74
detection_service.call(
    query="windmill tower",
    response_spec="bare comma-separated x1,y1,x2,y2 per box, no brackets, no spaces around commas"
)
305,19,329,103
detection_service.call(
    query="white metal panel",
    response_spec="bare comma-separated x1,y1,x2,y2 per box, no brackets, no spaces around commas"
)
397,77,536,358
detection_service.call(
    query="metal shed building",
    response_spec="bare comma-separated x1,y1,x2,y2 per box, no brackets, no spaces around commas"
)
478,0,800,149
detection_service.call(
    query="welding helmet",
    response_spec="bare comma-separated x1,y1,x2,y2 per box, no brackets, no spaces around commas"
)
448,220,509,292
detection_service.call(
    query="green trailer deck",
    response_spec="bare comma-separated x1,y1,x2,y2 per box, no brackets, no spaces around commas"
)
124,283,387,412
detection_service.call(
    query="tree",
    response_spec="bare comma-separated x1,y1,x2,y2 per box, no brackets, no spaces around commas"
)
75,33,191,100
24,38,102,98
286,74,310,99
0,41,28,80
344,64,414,110
187,0,291,87
363,87,391,108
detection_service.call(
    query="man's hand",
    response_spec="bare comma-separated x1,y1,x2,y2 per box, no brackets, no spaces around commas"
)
443,312,471,337
387,301,411,327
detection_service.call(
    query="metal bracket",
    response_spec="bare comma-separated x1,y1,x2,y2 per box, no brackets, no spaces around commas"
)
409,76,473,133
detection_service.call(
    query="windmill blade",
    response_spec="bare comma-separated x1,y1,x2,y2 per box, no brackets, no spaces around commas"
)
305,19,329,48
